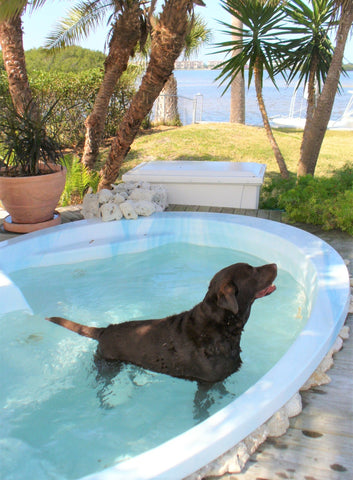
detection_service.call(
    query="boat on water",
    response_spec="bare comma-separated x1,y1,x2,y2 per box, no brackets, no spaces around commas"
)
271,89,353,130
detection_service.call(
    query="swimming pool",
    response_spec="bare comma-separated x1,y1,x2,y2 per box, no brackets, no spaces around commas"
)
0,212,349,479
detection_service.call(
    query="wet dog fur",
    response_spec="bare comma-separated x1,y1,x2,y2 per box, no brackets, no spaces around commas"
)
46,262,277,384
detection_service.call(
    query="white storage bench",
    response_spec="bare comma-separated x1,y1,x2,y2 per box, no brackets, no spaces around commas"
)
122,161,266,209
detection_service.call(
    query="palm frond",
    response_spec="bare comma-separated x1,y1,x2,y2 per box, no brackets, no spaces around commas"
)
28,0,50,13
45,0,112,49
183,14,211,59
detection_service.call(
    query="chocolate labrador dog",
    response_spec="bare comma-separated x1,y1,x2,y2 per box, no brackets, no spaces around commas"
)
46,262,277,383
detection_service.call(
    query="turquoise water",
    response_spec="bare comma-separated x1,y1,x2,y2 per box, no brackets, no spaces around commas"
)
0,243,307,480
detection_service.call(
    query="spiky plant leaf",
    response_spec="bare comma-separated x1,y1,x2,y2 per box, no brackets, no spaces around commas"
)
279,0,337,94
215,0,288,92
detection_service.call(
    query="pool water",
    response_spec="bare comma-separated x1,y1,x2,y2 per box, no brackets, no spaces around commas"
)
1,242,307,480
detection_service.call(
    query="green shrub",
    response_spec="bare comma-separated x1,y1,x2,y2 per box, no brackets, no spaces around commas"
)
0,66,138,148
260,175,296,209
322,190,353,234
30,67,138,146
25,46,106,73
278,165,353,234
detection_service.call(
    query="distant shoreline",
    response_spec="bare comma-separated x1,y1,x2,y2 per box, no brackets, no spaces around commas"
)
175,64,353,72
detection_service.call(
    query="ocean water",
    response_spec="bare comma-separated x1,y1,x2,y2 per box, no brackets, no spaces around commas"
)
0,243,307,480
172,69,353,126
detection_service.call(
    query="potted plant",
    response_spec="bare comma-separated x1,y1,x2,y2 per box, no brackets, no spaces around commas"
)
0,99,66,233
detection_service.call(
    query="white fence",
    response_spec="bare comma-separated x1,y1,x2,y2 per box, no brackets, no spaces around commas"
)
151,93,204,125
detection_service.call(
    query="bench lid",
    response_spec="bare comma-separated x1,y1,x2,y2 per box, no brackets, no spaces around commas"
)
122,161,266,184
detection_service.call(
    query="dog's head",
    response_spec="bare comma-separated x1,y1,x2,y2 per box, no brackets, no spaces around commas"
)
205,262,277,320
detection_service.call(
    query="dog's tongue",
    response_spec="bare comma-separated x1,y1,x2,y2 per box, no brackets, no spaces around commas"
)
255,285,276,299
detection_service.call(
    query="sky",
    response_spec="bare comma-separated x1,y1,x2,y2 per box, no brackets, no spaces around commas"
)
21,0,353,64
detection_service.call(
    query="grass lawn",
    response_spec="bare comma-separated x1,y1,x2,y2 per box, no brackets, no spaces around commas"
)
116,123,352,180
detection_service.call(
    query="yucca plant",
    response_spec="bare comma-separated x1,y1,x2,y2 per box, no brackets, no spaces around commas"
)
0,97,67,231
280,0,337,120
215,0,290,179
298,0,353,176
0,98,63,176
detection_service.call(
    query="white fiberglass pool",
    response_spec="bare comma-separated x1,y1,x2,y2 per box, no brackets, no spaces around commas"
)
0,212,349,480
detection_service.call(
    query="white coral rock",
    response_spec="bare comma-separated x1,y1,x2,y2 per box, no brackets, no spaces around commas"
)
82,193,99,219
244,424,268,455
129,188,154,202
151,185,168,209
98,188,114,204
284,393,302,418
153,203,163,213
82,181,167,221
120,201,138,220
218,442,250,475
115,182,135,195
301,370,331,390
266,409,290,437
330,336,343,354
301,335,344,391
133,200,156,217
113,193,126,205
189,442,249,479
99,202,122,222
349,295,353,313
339,325,350,340
138,181,152,190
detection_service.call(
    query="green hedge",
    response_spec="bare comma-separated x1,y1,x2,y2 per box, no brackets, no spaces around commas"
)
261,165,353,235
0,65,139,147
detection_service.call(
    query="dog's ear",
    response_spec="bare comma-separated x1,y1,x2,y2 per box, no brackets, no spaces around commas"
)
217,283,239,314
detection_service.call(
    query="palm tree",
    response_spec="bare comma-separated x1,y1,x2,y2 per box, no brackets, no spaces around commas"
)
47,0,154,170
298,0,353,176
282,0,336,124
0,1,42,115
216,0,289,179
230,15,245,123
154,13,211,125
99,0,206,190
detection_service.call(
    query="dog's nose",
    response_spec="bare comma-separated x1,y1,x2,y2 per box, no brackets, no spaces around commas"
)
265,263,277,276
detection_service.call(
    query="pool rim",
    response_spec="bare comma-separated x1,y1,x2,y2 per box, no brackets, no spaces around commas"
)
0,211,350,480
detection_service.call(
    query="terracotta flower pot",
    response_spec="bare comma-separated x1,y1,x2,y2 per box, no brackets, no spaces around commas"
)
0,164,66,232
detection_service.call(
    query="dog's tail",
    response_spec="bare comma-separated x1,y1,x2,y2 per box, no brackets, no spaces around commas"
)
46,316,104,340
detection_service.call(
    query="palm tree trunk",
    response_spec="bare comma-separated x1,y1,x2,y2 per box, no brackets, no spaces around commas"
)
298,2,353,177
99,0,197,190
254,65,289,179
81,3,142,169
0,13,36,115
154,73,180,125
305,54,319,122
230,16,245,124
230,73,245,123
